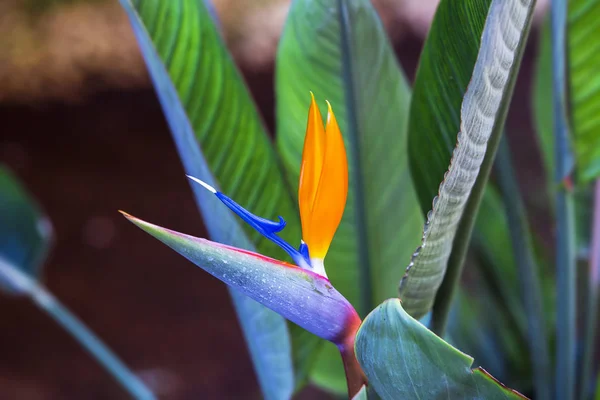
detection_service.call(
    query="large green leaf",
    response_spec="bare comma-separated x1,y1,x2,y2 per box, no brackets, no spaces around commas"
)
277,0,421,315
569,0,600,182
124,0,300,256
408,0,491,213
494,139,551,398
0,166,52,291
276,0,422,392
534,1,600,183
119,1,298,398
472,186,525,333
399,0,535,319
355,299,528,400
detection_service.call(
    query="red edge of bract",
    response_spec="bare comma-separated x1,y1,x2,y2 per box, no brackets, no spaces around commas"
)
208,241,332,282
206,240,299,268
474,367,529,399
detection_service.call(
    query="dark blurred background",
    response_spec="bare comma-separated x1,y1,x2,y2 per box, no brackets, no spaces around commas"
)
0,0,549,398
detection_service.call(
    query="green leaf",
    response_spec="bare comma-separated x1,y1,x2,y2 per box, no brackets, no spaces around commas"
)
408,0,491,214
277,0,421,314
355,299,528,400
447,287,518,383
494,139,550,398
123,0,299,258
472,186,526,333
534,1,600,183
532,20,554,181
569,0,600,182
309,341,347,393
276,0,422,392
398,0,535,320
0,168,155,400
119,1,298,398
533,10,600,395
0,165,52,292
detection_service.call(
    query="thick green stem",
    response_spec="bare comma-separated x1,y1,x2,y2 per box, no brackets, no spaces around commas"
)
551,0,577,399
495,137,551,399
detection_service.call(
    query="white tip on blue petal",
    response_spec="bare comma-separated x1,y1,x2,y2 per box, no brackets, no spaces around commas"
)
187,175,217,193
186,174,315,272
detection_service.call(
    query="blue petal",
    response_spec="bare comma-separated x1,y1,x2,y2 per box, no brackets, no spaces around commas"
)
215,192,309,267
299,241,310,261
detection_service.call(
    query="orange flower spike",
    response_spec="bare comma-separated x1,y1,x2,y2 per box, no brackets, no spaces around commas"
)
299,92,326,238
299,97,349,270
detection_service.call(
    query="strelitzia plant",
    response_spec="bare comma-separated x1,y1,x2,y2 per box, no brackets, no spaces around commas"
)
123,96,371,395
3,0,600,397
115,0,600,399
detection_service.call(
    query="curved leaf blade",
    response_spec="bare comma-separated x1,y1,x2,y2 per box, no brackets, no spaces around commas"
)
276,1,423,392
408,0,492,214
569,0,600,182
119,1,297,397
399,0,535,318
124,0,300,257
534,0,600,183
0,166,52,293
0,170,154,400
533,20,554,180
355,299,528,400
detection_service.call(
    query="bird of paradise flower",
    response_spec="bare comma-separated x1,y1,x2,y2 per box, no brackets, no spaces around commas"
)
120,94,366,397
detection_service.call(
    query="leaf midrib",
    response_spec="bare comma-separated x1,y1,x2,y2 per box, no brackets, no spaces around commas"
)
337,0,372,317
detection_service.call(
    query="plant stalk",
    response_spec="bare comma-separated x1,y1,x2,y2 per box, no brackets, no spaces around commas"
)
579,180,600,400
0,259,155,400
551,0,577,398
495,137,551,399
339,333,367,398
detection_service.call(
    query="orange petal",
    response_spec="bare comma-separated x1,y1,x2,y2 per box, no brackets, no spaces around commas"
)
299,92,326,238
304,101,348,259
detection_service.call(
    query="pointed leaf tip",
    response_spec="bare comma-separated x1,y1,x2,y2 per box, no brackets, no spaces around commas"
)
187,175,217,193
118,210,132,219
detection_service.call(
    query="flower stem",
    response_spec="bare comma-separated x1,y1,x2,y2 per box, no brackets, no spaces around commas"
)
551,0,577,399
339,335,367,398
